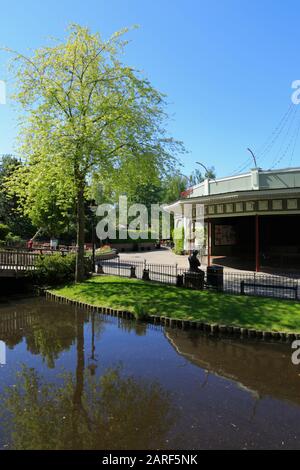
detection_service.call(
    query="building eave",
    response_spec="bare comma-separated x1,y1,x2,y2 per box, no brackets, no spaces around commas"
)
178,187,300,205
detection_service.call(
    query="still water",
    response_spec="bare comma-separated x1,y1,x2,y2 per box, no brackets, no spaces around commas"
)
0,296,300,450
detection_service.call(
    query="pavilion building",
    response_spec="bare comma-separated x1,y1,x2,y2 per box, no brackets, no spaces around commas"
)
165,167,300,272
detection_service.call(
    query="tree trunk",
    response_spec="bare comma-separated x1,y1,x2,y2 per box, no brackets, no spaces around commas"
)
75,185,86,282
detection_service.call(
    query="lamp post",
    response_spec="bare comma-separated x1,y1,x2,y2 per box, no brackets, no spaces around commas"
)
195,162,217,183
195,162,214,265
89,201,97,273
247,148,258,168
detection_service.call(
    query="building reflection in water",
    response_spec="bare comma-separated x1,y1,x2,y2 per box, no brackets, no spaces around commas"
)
165,328,300,408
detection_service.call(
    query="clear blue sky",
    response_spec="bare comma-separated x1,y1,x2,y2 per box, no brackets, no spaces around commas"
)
0,0,300,177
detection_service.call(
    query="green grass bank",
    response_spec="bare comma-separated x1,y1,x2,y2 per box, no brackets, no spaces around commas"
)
50,275,300,333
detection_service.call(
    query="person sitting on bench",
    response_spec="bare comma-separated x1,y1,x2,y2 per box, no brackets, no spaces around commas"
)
188,250,202,273
186,250,205,288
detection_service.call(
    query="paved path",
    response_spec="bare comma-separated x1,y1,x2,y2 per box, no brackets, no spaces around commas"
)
118,248,239,272
118,248,190,269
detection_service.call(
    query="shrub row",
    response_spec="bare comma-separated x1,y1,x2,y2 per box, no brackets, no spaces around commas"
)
32,253,92,286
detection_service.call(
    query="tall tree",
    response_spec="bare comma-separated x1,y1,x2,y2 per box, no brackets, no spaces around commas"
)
161,173,188,203
5,25,182,280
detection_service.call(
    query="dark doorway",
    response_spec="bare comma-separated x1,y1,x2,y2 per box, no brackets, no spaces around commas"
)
209,214,300,272
260,215,300,270
210,216,256,270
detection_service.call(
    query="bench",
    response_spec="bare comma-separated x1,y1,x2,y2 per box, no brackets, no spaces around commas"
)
184,271,205,290
241,280,298,300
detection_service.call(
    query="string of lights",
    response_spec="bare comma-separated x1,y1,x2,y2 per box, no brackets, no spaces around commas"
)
230,102,297,175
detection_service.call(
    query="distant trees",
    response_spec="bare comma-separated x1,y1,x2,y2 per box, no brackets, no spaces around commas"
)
92,165,217,218
188,167,216,186
0,155,34,241
160,166,216,204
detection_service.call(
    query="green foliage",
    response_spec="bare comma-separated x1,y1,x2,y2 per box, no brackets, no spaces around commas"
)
4,24,183,280
0,223,10,240
33,253,91,286
172,227,185,255
0,223,23,247
159,167,217,204
133,303,150,321
188,167,216,186
161,174,187,204
0,155,34,239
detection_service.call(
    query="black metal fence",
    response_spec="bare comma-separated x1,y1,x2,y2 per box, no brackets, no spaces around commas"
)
221,271,299,300
96,257,300,301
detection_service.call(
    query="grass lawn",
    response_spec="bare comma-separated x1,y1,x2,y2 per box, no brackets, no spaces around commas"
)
51,275,300,333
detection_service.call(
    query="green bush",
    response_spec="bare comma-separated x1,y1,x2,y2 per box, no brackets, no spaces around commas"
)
5,233,23,245
133,303,150,321
0,224,23,247
172,227,185,255
0,223,10,241
33,253,92,286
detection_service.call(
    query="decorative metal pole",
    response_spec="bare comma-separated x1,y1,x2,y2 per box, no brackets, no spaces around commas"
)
255,215,260,272
207,219,211,267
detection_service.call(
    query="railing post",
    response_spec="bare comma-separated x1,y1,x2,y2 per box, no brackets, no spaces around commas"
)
241,280,245,295
255,215,260,272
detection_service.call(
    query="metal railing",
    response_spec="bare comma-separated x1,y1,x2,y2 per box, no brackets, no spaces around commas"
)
0,250,42,270
97,258,186,284
97,257,300,301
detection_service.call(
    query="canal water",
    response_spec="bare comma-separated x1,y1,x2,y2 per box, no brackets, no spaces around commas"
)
0,296,300,450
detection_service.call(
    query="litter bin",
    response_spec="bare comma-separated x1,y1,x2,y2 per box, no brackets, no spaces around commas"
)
207,265,224,291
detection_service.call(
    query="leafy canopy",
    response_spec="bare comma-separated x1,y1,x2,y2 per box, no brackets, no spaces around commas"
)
5,24,182,233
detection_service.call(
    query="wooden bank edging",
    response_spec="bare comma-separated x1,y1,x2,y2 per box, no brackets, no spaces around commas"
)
44,290,299,343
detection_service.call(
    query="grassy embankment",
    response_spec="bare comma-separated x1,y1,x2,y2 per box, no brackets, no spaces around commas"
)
50,275,300,333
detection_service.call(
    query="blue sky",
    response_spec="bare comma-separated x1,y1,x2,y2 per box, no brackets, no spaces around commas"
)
0,0,300,177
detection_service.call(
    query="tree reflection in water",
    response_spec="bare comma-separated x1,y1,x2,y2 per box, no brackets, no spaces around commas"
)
1,311,176,450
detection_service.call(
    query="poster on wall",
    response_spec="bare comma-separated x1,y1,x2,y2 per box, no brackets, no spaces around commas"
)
215,225,236,246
